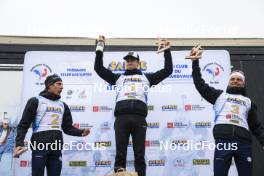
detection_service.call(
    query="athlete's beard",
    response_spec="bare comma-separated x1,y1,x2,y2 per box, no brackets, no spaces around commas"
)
226,86,247,96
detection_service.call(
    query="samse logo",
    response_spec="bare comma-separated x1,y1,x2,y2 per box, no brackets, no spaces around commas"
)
108,61,147,72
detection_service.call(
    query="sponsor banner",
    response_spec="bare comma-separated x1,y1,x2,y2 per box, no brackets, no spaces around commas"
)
10,50,238,176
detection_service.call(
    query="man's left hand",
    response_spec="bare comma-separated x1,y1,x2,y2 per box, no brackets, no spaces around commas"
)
82,128,90,137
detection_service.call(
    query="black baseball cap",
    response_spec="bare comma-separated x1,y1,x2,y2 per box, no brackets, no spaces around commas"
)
123,51,140,61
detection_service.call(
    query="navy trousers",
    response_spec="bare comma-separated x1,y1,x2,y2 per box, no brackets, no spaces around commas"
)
32,149,62,176
114,115,147,176
214,139,252,176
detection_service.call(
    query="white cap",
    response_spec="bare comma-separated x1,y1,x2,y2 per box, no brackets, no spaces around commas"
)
230,70,245,82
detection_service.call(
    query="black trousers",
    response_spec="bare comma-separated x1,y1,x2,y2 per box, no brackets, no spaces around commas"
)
32,149,62,176
114,114,147,176
214,139,252,176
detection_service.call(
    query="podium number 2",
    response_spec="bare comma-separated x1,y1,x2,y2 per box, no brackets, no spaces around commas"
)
51,114,59,125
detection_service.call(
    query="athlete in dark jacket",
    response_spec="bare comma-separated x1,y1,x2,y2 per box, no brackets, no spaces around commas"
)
15,74,90,176
94,37,173,176
191,51,264,176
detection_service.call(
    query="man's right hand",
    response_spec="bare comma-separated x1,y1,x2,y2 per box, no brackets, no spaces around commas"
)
156,38,170,53
96,35,105,52
14,146,27,158
186,44,203,61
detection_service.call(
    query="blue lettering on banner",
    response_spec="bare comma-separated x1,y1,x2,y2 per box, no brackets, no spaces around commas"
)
60,68,92,77
166,64,192,82
174,64,188,69
169,74,192,79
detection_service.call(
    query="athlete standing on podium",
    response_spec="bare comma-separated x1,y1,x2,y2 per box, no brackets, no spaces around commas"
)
94,36,173,176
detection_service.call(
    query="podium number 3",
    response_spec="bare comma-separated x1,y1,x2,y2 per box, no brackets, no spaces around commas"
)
231,105,240,114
